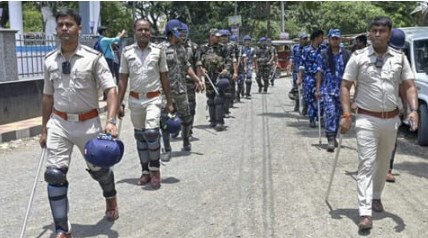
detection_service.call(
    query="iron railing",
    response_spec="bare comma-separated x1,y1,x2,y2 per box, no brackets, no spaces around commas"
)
15,34,96,79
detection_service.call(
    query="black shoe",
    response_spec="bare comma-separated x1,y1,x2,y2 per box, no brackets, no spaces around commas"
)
309,120,316,128
302,105,308,116
258,87,262,93
215,123,225,131
327,138,335,152
209,122,216,128
183,139,191,151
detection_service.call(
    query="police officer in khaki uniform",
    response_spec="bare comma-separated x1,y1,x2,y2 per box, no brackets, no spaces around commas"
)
117,19,174,189
340,16,419,231
39,10,119,238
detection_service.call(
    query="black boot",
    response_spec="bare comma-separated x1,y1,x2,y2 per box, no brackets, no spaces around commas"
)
327,135,335,152
183,137,191,151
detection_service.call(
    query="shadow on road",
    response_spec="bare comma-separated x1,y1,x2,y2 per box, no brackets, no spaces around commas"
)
393,161,428,179
39,218,118,238
329,208,406,234
116,176,180,186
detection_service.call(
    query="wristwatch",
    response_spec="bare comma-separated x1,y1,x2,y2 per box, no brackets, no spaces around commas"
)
108,117,117,125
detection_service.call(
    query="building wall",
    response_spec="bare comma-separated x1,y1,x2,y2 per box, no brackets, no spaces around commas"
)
0,78,43,125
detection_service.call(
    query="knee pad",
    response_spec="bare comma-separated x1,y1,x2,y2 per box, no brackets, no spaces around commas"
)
143,128,160,142
87,168,116,198
214,95,224,105
45,167,68,185
134,129,145,142
88,167,112,182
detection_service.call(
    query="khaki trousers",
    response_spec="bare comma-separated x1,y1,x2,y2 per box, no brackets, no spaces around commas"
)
129,96,162,130
355,114,400,216
46,114,102,169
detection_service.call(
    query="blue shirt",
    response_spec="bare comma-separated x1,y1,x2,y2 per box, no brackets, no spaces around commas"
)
291,44,305,72
100,36,121,60
299,44,322,76
316,47,348,96
242,46,255,66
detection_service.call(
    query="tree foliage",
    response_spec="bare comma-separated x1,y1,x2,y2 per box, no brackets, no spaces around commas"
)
11,1,427,42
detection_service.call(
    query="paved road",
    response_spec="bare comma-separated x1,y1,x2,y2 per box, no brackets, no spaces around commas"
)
1,76,427,238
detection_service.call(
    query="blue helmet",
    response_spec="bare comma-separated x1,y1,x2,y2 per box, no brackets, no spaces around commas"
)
259,37,267,43
243,35,251,41
217,77,230,91
230,34,238,42
84,133,124,168
181,23,189,41
166,115,182,134
165,19,185,38
219,29,231,36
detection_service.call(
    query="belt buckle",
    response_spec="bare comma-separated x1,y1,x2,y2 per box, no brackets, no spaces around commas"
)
67,114,79,122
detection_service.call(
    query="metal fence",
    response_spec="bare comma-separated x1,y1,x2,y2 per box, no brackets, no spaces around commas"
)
15,34,96,79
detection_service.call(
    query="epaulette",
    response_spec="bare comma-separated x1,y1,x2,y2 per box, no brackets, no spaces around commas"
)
388,46,401,55
122,44,135,52
44,48,58,59
81,45,102,56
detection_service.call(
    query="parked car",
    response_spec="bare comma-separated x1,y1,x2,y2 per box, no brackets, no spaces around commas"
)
400,27,428,145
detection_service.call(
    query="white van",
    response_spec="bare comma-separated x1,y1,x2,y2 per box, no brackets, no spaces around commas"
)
400,27,428,146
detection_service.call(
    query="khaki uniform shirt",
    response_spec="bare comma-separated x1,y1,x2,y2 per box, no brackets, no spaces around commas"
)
43,44,116,113
119,42,168,95
343,45,414,112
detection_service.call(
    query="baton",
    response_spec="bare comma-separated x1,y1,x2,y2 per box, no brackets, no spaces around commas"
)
270,64,277,81
317,99,322,145
204,73,219,95
117,117,123,139
298,84,303,115
20,148,46,238
325,131,343,203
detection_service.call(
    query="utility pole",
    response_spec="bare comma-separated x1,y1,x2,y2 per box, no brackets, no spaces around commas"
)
281,1,285,32
266,1,271,38
234,1,237,16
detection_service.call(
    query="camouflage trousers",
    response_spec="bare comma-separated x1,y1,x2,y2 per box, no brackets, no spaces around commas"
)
256,64,271,92
323,93,342,136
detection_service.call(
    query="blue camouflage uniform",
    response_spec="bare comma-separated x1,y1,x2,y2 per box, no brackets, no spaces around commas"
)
291,44,305,90
242,41,255,97
299,44,323,122
316,47,349,136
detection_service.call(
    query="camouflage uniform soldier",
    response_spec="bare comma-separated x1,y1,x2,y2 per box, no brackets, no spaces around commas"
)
196,28,231,131
315,29,350,152
160,19,203,153
297,30,325,128
267,38,278,86
289,33,309,112
219,29,238,117
255,37,273,93
181,23,200,137
242,35,255,98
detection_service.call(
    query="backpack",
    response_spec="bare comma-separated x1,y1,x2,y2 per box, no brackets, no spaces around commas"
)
93,36,104,53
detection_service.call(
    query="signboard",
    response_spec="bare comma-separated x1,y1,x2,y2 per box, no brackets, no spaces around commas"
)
228,15,242,26
279,32,289,40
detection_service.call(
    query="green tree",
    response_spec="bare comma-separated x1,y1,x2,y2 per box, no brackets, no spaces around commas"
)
23,3,43,32
100,1,133,37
